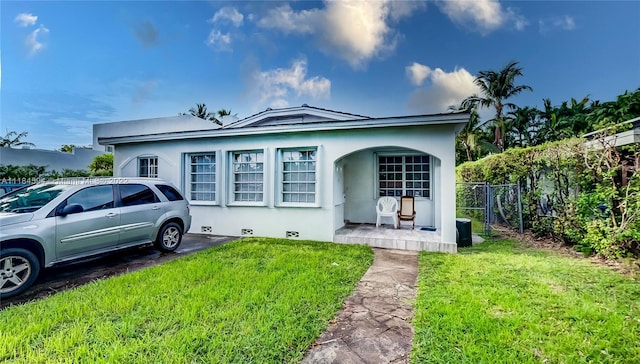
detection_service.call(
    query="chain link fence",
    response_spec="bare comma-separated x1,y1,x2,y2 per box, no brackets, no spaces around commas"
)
456,182,523,235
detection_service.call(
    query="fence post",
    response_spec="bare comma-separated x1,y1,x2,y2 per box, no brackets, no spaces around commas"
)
517,183,523,234
484,183,492,236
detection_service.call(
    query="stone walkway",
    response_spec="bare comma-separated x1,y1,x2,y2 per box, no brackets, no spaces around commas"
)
302,248,419,364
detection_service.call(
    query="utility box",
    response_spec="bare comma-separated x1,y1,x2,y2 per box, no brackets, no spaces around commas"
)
456,218,472,247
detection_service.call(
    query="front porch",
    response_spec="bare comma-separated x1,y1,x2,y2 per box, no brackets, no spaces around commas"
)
334,223,457,253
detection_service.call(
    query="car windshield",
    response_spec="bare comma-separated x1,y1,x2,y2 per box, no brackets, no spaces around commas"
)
0,184,71,213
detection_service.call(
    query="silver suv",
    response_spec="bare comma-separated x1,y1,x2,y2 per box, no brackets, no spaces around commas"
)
0,178,191,299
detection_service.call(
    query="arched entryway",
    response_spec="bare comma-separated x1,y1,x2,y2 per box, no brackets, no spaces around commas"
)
333,146,441,230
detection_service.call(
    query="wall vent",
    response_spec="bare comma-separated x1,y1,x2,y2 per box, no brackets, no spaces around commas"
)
241,229,254,236
286,231,300,238
201,226,212,233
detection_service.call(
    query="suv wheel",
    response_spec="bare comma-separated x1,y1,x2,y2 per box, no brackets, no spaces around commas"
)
155,222,183,252
1,248,40,299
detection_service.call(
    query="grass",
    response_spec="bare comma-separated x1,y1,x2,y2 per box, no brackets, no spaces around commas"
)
412,239,640,363
0,238,373,363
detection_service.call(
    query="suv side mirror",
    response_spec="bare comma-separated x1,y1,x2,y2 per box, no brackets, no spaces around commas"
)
58,203,84,216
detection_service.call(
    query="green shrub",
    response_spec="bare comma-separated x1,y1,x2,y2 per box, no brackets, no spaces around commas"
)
457,136,640,259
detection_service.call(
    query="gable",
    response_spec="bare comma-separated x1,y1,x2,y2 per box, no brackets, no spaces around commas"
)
224,105,370,128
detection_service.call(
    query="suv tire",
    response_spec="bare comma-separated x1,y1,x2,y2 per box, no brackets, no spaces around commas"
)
1,248,41,299
155,222,183,252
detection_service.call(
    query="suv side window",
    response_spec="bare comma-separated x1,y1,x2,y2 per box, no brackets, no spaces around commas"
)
155,184,184,201
66,185,115,212
119,184,159,206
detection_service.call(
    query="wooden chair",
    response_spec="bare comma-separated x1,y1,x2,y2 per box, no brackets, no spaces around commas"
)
376,196,398,228
398,196,416,229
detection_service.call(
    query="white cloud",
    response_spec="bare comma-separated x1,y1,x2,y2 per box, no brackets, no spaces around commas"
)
406,62,432,86
253,58,331,108
26,25,49,56
407,65,481,114
210,7,244,27
539,15,576,34
15,13,38,27
206,30,232,51
436,0,525,34
257,4,318,34
257,1,423,69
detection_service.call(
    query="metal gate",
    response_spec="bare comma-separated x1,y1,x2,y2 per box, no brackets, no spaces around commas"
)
456,182,523,235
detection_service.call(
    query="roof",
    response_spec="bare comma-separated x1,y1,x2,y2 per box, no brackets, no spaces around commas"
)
224,104,371,128
583,116,640,147
97,105,470,145
93,114,220,139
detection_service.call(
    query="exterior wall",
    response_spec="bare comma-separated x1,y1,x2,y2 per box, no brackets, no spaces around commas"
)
0,147,103,172
112,124,459,244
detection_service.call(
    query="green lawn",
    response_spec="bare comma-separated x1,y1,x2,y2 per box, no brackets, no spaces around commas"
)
0,238,373,363
412,239,640,363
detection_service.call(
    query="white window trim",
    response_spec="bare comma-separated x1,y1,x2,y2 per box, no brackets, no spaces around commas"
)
275,146,321,208
184,151,220,206
374,152,432,201
138,155,158,178
226,149,267,207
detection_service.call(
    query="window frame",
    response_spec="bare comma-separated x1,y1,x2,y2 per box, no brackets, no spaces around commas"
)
184,152,219,206
138,156,158,178
276,146,320,208
227,149,267,206
61,185,116,213
375,152,432,200
117,183,160,207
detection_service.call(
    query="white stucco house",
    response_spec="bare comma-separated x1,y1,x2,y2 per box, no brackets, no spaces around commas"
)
95,105,469,252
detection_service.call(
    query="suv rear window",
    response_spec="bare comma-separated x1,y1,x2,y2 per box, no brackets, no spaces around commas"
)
156,184,184,201
119,184,159,206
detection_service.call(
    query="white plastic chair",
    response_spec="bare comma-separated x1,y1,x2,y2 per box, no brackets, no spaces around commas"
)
376,196,398,229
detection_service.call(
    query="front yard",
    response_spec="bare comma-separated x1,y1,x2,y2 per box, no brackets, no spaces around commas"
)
0,238,373,363
413,239,640,363
1,236,638,363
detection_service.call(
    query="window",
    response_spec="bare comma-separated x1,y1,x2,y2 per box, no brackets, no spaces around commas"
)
155,184,184,201
378,155,430,198
187,153,216,202
138,157,158,178
66,185,114,212
232,151,264,202
280,148,317,204
119,184,159,206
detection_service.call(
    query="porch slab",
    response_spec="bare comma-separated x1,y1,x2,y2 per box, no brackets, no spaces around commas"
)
334,223,457,253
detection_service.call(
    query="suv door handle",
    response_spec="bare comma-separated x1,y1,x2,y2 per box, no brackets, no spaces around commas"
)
152,206,161,210
106,212,118,218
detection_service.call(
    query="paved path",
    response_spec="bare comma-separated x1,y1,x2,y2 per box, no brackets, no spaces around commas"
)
303,248,419,364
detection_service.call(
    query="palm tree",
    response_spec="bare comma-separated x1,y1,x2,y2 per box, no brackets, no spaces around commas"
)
450,99,497,163
507,106,539,147
188,103,216,122
0,131,35,148
211,108,232,125
537,98,574,142
468,61,532,151
186,104,232,125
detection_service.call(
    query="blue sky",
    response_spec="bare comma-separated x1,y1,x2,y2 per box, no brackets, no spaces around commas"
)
2,0,639,151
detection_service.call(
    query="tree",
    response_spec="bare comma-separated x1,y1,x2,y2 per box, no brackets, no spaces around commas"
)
0,131,35,148
468,61,532,151
89,153,113,176
451,99,496,163
188,103,214,120
214,109,232,125
185,103,232,125
506,106,539,148
60,144,75,152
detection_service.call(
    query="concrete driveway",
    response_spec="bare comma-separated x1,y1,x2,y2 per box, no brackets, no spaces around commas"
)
0,234,236,310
